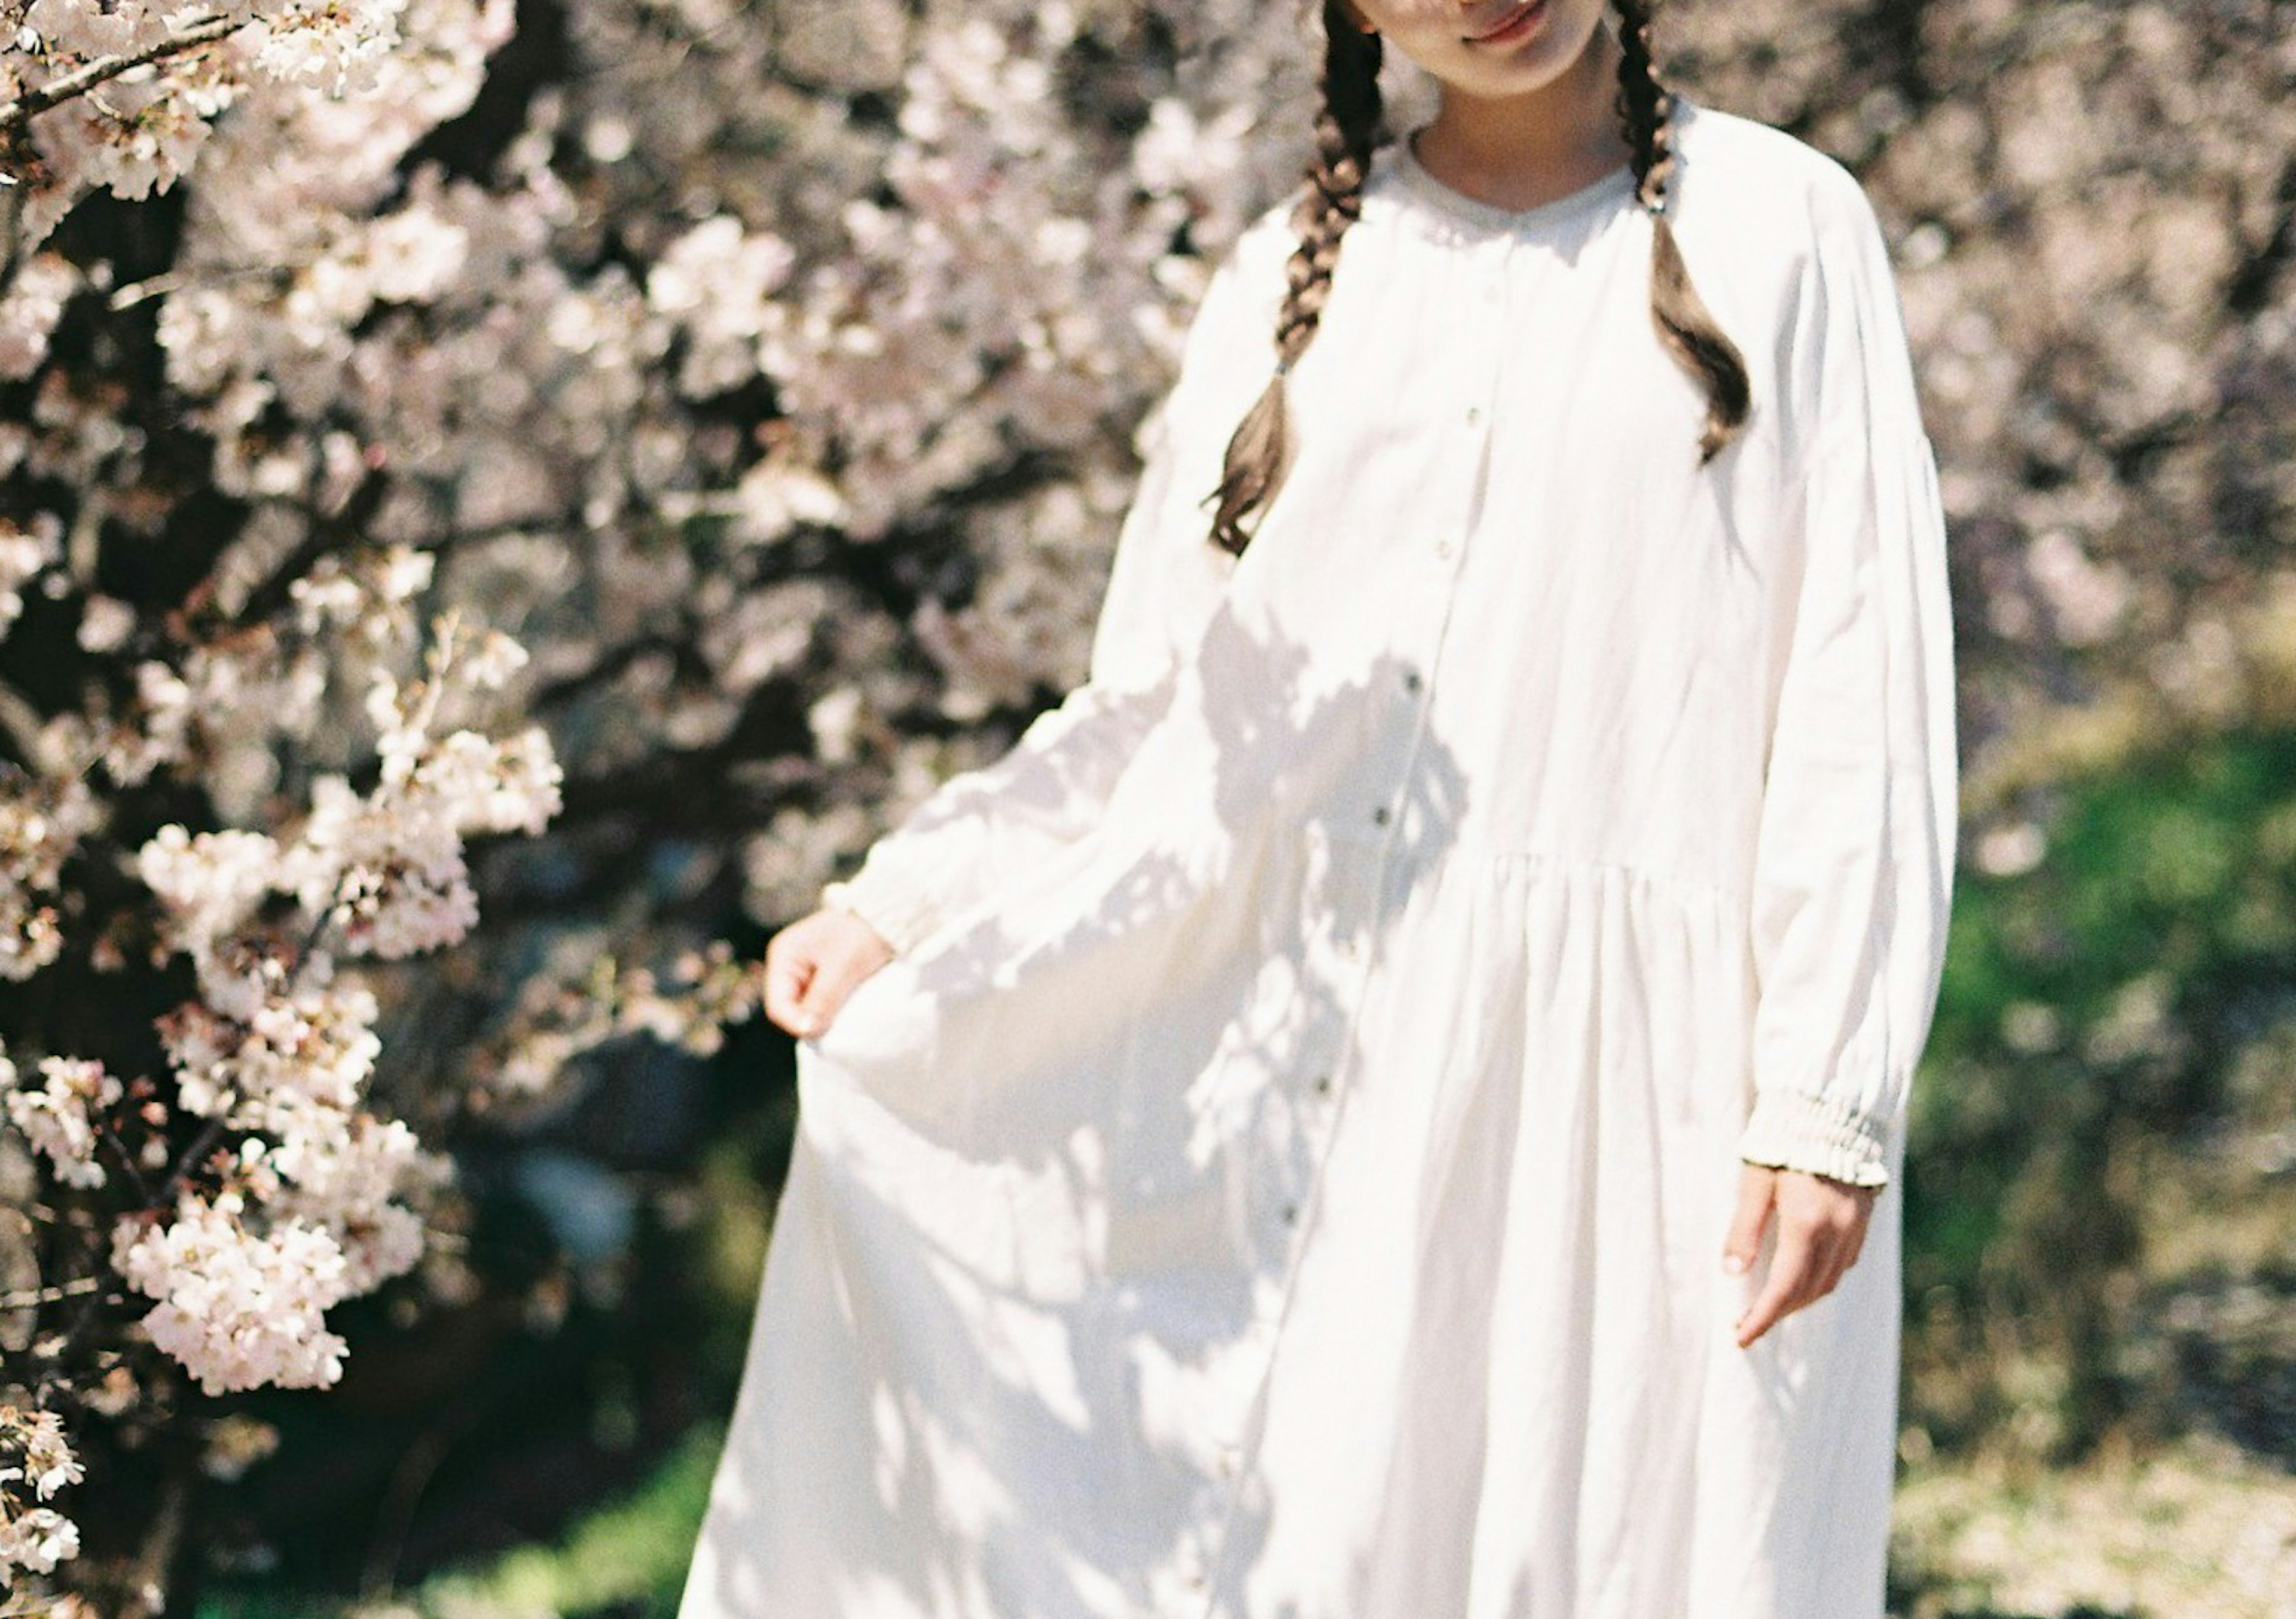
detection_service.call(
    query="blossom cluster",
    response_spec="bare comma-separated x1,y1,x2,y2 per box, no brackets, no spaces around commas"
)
112,1191,356,1395
2,1051,121,1188
0,773,99,981
0,584,562,1584
0,1405,82,1584
3,0,412,239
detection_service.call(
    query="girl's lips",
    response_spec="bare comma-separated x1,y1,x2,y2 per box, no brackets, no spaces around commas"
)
1466,0,1548,44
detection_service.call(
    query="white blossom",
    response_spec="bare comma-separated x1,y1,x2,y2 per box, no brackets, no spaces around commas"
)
73,594,136,653
0,775,102,981
103,660,199,787
0,254,83,382
2,1056,123,1190
0,1507,80,1578
246,0,409,98
0,514,62,641
647,216,797,398
158,982,381,1119
114,1194,355,1396
0,1407,86,1504
138,824,283,954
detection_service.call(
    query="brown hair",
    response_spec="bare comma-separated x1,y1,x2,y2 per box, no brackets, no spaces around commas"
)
1205,0,1752,556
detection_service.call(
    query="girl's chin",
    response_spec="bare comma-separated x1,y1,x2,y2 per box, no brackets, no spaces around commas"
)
1410,39,1581,96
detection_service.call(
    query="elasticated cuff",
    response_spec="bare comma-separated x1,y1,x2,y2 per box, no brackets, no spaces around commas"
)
1736,1087,1892,1189
819,869,941,959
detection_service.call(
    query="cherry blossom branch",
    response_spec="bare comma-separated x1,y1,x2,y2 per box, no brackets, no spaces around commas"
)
0,13,246,139
0,1276,105,1313
33,1244,120,1391
94,1118,157,1204
155,1114,229,1208
118,1458,188,1619
0,1276,104,1310
183,470,389,632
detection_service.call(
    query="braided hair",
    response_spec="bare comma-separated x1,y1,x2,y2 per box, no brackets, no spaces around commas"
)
1205,0,1387,556
1613,0,1750,461
1205,0,1751,557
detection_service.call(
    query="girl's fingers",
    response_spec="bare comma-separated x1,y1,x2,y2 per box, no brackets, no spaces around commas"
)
1821,1231,1856,1295
1735,1254,1789,1346
784,923,897,1038
1804,1249,1843,1311
758,911,897,1040
810,953,885,1024
761,936,819,1036
1721,1164,1773,1277
1731,1171,1879,1346
1808,1191,1870,1299
1736,1222,1834,1347
1829,1218,1869,1289
762,958,805,1020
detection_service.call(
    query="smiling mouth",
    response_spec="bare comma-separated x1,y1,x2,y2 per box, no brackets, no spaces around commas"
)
1465,0,1547,43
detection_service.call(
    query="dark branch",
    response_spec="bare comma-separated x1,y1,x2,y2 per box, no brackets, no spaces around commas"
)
0,14,246,140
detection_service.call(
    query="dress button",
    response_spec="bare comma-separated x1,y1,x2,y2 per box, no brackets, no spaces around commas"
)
1403,669,1423,694
1372,805,1391,827
1465,405,1482,425
1435,538,1455,559
1314,1074,1333,1095
1282,1203,1299,1225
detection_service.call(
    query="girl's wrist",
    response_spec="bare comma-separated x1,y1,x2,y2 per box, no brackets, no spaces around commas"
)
820,877,918,957
1736,1087,1892,1190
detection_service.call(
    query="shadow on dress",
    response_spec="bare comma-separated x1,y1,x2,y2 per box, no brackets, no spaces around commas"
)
685,600,1473,1616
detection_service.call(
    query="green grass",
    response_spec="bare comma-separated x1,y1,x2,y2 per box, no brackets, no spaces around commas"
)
402,1423,720,1619
200,1418,2292,1619
199,1423,723,1619
1888,1431,2296,1619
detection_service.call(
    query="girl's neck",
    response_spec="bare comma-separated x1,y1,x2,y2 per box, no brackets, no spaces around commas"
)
1410,22,1632,213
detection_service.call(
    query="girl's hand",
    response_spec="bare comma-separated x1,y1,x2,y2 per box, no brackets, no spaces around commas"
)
1723,1161,1877,1348
762,908,896,1039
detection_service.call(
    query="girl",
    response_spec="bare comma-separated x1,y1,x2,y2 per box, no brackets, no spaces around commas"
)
681,1,1955,1615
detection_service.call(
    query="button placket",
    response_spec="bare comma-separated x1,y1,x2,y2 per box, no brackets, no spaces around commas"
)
1205,844,1415,1592
1443,239,1509,561
1200,254,1503,1597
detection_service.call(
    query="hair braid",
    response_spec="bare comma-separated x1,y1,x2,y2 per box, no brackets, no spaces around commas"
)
1613,0,1751,462
1205,0,1386,556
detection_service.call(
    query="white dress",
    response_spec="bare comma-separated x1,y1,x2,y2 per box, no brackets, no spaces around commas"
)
679,98,1957,1619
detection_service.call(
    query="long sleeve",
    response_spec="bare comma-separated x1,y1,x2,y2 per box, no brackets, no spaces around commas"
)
1733,170,1959,1191
821,230,1277,955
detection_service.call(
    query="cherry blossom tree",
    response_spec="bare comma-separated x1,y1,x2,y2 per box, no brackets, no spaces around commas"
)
0,0,1315,1604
